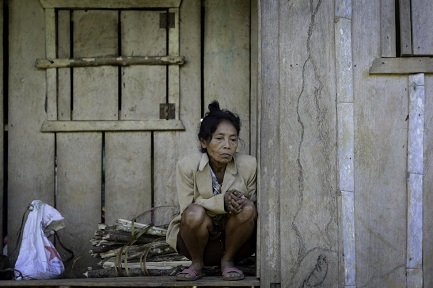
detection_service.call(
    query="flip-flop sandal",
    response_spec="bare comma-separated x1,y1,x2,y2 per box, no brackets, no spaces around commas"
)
176,267,205,281
222,267,245,281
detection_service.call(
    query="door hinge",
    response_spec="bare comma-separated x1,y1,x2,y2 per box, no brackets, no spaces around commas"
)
160,12,175,29
160,103,175,119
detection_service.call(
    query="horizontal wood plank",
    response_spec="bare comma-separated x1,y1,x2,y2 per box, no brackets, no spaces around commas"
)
39,0,181,8
0,276,260,287
370,57,433,74
40,120,185,132
36,56,185,69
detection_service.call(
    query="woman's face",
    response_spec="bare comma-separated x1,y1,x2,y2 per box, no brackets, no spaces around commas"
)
201,120,239,166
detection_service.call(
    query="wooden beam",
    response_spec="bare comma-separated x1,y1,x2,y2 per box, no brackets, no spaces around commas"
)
40,120,185,132
0,276,260,287
40,0,182,9
369,57,433,74
36,56,185,69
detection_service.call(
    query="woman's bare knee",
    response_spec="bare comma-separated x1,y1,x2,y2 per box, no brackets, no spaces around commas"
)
240,200,257,220
229,200,257,224
181,204,211,229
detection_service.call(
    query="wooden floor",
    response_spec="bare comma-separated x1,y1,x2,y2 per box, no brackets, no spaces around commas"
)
0,276,260,287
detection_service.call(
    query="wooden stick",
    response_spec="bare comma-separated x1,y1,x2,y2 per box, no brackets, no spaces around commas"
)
36,56,185,69
115,219,167,237
101,260,191,270
102,230,160,244
99,242,174,259
84,267,183,278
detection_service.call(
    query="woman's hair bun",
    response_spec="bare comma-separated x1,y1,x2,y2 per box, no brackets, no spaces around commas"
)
208,100,221,113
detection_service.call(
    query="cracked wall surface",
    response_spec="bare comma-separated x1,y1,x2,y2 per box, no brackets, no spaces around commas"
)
277,0,338,287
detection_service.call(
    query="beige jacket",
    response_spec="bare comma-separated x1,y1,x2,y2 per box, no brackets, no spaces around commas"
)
166,152,257,250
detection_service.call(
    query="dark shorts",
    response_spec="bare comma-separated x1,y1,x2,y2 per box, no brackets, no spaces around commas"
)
176,220,257,266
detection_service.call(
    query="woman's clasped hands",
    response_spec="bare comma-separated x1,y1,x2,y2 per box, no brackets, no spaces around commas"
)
224,189,246,214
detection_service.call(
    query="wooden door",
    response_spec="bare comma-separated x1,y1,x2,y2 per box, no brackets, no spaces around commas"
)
39,4,183,271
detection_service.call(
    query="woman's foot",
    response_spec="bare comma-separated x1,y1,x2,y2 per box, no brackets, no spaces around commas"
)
222,266,244,281
221,261,244,281
176,266,205,281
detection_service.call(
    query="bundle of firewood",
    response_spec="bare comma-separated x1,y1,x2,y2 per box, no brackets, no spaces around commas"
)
85,219,191,278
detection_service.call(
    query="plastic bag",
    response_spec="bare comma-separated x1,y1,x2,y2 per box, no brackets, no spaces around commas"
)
14,200,65,280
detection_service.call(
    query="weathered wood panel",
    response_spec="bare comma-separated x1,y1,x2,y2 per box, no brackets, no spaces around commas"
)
56,133,102,275
399,0,413,55
353,1,408,287
174,0,202,167
72,10,118,120
105,133,152,224
40,120,185,132
406,74,424,287
153,6,179,226
259,1,281,286
423,75,433,288
0,0,4,250
153,131,179,226
250,0,259,276
160,0,201,224
168,7,180,120
120,10,166,120
278,1,338,287
380,0,396,57
250,0,258,159
203,0,251,154
335,2,355,284
152,0,203,227
7,0,55,260
58,10,71,120
370,57,433,74
105,10,165,225
116,10,165,225
412,0,433,55
57,9,119,275
44,8,57,120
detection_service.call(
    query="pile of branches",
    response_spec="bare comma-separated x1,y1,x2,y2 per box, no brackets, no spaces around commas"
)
85,219,191,278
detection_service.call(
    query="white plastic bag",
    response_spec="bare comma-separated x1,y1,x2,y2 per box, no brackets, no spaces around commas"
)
14,200,65,280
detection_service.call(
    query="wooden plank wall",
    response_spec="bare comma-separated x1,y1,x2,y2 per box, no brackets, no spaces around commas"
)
398,0,413,55
258,1,280,286
0,0,3,254
7,0,55,263
57,10,119,272
5,0,256,277
412,0,433,55
150,0,203,229
106,10,165,225
203,0,251,154
353,1,408,287
424,75,433,288
250,1,258,159
260,1,339,286
279,1,338,286
380,0,396,57
153,6,180,227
